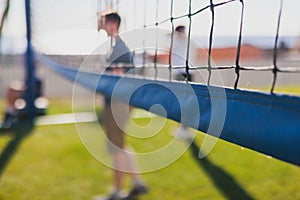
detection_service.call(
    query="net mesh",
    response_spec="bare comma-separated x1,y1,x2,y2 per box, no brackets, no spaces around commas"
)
26,0,300,96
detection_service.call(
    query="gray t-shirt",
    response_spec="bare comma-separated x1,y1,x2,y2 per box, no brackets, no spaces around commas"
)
107,38,133,65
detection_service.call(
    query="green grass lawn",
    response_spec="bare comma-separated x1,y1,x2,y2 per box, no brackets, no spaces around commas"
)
0,98,300,200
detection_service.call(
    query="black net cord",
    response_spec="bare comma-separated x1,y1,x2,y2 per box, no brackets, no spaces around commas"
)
143,0,237,29
153,0,160,80
271,0,283,94
234,0,244,89
184,0,192,83
207,0,215,86
168,0,174,82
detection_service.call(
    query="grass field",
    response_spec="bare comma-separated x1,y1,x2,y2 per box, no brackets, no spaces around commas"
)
0,98,300,200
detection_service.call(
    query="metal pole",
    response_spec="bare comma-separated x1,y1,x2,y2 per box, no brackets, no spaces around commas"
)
24,0,36,122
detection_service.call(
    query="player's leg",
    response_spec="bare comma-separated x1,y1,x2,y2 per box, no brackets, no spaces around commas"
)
102,101,126,199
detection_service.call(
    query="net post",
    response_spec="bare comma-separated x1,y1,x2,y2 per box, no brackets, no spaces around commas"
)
24,0,36,122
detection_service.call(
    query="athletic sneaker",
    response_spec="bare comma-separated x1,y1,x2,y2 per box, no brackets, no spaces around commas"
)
172,125,193,140
124,184,149,200
93,190,127,200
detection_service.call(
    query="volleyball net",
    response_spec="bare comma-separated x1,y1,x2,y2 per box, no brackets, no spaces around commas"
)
3,0,300,165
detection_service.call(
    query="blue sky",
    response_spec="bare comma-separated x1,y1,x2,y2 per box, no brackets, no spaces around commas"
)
1,0,300,54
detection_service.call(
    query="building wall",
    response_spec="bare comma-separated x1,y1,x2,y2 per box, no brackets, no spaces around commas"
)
1,52,299,99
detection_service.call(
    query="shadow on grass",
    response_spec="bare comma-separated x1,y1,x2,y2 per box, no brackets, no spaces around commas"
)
0,121,34,177
189,140,254,200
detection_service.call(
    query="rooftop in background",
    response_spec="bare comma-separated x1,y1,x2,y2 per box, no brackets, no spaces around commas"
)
1,35,299,55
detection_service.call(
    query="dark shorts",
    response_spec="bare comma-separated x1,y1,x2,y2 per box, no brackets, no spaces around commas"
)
103,100,129,153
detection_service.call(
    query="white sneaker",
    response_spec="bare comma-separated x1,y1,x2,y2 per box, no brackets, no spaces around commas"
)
93,190,127,200
172,126,193,140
